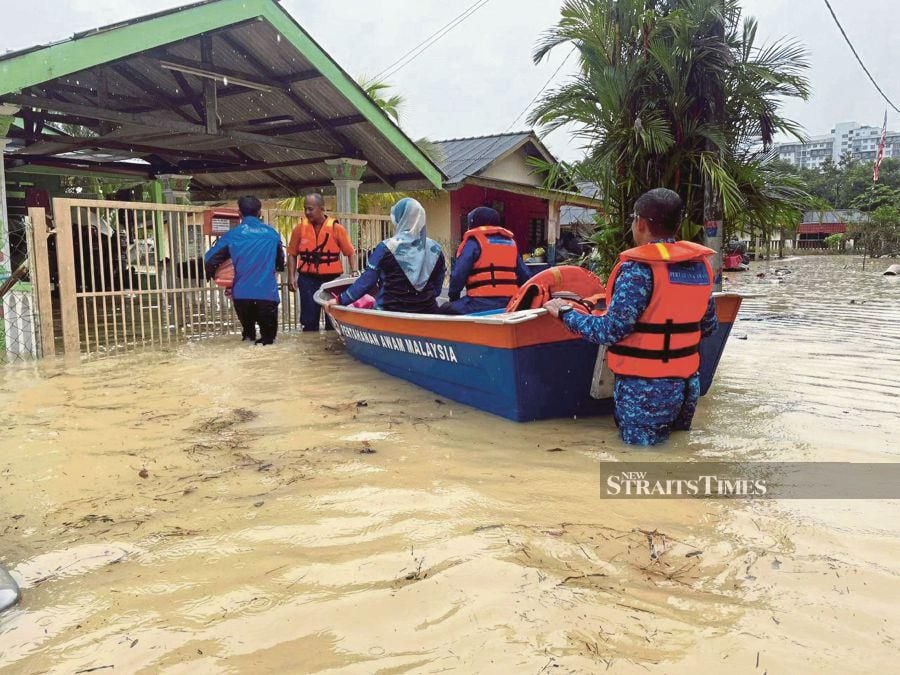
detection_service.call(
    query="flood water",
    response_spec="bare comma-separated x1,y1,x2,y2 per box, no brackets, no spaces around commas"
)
1,255,898,674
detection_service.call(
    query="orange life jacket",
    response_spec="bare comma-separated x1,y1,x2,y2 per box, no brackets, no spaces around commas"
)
295,217,344,275
605,241,714,378
456,226,520,298
506,265,606,312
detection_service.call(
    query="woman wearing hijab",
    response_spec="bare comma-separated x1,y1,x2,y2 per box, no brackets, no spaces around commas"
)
439,207,532,315
328,198,446,313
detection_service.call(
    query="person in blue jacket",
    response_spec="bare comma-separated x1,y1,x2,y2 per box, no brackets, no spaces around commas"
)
327,198,446,313
204,196,285,345
440,207,532,315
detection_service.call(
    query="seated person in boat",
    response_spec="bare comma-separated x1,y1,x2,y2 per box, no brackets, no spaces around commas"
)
438,207,532,315
327,198,446,313
544,188,718,446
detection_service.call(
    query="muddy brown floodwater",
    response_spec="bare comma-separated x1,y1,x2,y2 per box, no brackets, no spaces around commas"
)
1,255,898,674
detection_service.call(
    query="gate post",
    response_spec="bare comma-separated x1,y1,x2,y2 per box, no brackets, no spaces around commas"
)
29,208,55,357
53,201,80,356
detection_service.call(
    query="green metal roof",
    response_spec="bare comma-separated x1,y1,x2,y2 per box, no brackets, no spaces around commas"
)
0,0,443,196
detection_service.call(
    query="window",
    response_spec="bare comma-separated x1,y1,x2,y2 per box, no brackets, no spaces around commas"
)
528,218,545,250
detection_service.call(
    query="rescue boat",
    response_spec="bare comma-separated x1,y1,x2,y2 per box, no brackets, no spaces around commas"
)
315,279,742,422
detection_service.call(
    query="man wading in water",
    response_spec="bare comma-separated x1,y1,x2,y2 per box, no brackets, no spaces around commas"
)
204,196,285,345
286,193,358,332
544,189,718,446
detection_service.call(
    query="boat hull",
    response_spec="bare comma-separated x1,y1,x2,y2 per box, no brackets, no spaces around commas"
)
322,290,741,422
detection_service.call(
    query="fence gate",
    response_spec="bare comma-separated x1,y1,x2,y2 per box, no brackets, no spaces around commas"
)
45,199,393,358
1,211,43,365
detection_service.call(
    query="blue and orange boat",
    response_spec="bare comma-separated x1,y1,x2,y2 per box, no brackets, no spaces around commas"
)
317,279,741,422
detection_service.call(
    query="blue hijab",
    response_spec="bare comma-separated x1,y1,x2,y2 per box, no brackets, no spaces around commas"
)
384,198,442,291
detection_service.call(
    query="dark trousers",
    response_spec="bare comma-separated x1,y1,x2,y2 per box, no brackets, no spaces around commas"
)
298,273,340,332
233,299,279,345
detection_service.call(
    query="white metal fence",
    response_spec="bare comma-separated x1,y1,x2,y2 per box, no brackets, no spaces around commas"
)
26,199,395,359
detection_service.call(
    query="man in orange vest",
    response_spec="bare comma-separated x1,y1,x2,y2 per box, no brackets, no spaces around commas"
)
545,189,718,446
439,207,532,314
287,193,358,332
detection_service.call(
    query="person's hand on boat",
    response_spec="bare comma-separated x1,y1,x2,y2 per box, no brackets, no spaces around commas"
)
324,298,338,307
544,298,574,318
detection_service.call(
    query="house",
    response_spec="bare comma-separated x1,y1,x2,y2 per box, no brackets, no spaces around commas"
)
416,132,603,259
798,210,867,249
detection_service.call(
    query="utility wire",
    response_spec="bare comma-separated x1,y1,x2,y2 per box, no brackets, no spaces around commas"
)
822,0,899,114
503,48,575,133
373,0,492,82
456,48,576,179
379,0,490,81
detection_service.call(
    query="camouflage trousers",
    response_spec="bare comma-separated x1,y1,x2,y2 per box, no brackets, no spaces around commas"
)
613,373,701,446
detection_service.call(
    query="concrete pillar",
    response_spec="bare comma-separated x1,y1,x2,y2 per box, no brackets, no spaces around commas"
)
156,173,193,205
324,158,367,247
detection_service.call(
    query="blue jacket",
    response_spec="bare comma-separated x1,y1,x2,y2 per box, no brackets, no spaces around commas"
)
204,216,285,302
448,237,532,301
339,242,447,313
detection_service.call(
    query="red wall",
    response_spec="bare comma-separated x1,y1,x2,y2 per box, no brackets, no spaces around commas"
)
798,223,847,235
449,185,548,253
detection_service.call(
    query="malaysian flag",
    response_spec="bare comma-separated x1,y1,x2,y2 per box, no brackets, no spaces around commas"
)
874,111,887,182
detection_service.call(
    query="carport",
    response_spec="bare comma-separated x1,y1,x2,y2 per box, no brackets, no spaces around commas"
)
0,0,442,200
0,0,443,361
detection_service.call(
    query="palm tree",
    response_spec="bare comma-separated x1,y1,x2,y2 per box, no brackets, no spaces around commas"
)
358,76,405,124
529,0,812,269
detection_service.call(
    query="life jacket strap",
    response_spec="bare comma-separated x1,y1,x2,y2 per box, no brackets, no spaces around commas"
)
467,263,518,290
632,321,701,335
298,232,341,271
607,343,699,362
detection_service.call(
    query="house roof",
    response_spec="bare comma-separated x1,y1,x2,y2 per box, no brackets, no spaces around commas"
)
432,131,554,185
801,209,868,224
560,181,600,225
429,130,601,208
0,0,442,197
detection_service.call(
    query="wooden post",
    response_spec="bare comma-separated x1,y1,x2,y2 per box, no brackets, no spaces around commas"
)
53,201,81,356
547,199,561,265
28,208,55,357
201,37,219,134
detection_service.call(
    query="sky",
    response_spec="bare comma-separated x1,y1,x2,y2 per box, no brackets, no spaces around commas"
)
1,0,898,162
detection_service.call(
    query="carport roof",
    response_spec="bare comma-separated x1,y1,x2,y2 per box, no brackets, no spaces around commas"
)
0,0,443,198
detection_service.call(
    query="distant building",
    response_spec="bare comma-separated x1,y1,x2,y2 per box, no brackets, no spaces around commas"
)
797,209,867,249
775,121,900,169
